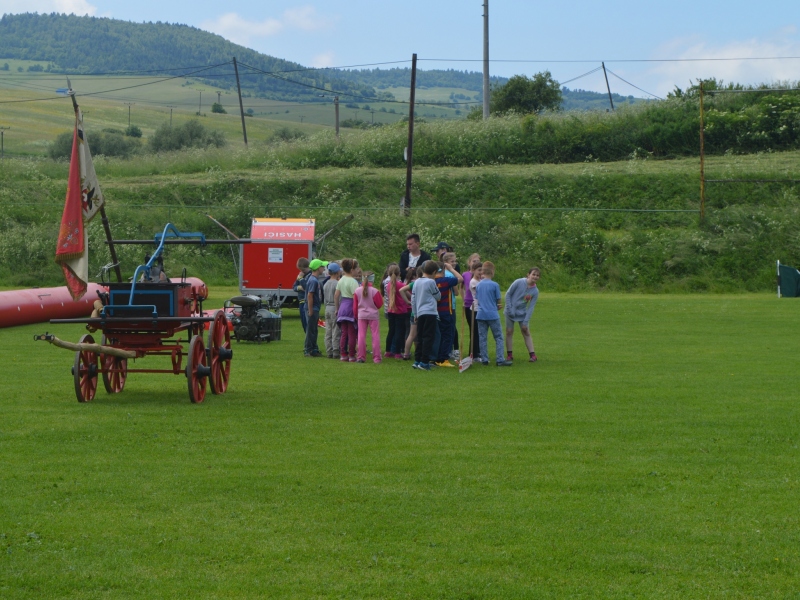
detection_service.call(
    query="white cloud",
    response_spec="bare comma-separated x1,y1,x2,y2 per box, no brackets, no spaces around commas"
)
202,6,335,47
283,6,329,32
646,30,800,96
311,51,335,68
201,12,282,46
0,0,96,15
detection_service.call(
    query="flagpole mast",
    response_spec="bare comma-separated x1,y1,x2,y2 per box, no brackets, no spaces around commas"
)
68,83,123,283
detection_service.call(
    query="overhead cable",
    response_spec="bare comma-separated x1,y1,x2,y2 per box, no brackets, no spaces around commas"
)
606,69,664,100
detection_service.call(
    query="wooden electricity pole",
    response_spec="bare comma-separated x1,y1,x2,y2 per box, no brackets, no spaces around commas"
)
699,80,706,222
482,0,490,119
0,126,9,160
233,57,248,147
334,95,340,138
124,102,134,126
403,53,418,216
602,63,614,111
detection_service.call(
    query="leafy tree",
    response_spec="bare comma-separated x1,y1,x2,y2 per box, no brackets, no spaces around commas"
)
27,64,43,72
125,124,142,138
490,72,562,114
1,63,8,71
211,102,226,114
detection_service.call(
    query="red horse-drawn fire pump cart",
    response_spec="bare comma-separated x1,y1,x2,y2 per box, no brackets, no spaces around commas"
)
37,223,247,403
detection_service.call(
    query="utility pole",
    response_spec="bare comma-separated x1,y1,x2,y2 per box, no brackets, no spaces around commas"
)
217,91,221,104
198,91,202,114
602,62,614,111
0,126,9,160
370,109,375,124
354,111,359,122
124,102,134,126
232,57,248,147
482,0,490,119
403,53,418,217
334,95,339,138
300,115,305,123
699,80,706,223
166,105,176,127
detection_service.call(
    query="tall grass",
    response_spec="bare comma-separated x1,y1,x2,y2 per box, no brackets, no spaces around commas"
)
2,151,799,292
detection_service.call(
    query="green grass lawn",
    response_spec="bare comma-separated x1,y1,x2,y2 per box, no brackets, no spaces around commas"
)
1,291,799,597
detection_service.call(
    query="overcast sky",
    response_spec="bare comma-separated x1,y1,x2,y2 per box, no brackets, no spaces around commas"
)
1,0,799,97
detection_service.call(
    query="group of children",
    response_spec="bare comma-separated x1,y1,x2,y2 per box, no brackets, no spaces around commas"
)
293,238,540,370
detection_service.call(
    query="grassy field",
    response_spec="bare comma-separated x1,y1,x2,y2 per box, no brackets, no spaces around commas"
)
1,291,799,597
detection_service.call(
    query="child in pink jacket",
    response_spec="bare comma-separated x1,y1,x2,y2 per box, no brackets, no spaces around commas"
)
353,272,384,363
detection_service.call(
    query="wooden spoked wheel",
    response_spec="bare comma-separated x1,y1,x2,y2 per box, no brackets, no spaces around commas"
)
72,334,99,402
186,335,209,403
101,335,127,394
208,310,232,395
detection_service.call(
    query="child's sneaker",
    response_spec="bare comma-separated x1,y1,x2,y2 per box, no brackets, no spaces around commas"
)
529,353,538,362
349,357,358,362
480,361,489,366
402,353,411,360
428,362,439,368
417,362,431,371
356,359,365,363
506,352,513,361
497,360,513,367
384,352,395,359
435,361,455,368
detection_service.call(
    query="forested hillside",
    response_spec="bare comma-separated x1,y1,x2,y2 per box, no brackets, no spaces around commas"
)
0,13,378,102
0,13,651,111
332,67,506,92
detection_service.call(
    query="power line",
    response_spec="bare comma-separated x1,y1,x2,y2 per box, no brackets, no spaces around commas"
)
237,61,482,108
0,62,231,105
560,67,603,86
420,56,800,64
605,68,664,100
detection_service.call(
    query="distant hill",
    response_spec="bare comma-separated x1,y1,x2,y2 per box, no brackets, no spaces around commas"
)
562,87,646,111
0,13,646,111
332,67,507,93
0,13,379,103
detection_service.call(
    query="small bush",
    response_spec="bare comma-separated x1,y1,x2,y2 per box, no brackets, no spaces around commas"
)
270,127,306,142
149,119,227,152
49,130,141,160
211,102,227,114
125,125,142,138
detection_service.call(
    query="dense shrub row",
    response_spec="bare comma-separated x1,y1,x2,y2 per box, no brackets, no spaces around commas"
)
253,91,800,169
1,153,799,292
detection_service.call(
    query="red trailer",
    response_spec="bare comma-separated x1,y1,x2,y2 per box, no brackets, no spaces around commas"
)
239,218,315,308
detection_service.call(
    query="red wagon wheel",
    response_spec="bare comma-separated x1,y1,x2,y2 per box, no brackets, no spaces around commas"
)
186,335,210,403
101,335,127,394
208,309,232,395
72,334,99,402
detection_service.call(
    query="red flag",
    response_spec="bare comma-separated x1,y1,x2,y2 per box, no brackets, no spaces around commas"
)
55,126,88,301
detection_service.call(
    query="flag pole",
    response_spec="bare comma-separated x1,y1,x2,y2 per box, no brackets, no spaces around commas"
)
68,81,122,283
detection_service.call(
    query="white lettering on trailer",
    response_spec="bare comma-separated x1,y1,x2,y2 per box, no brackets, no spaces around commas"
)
261,232,302,238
